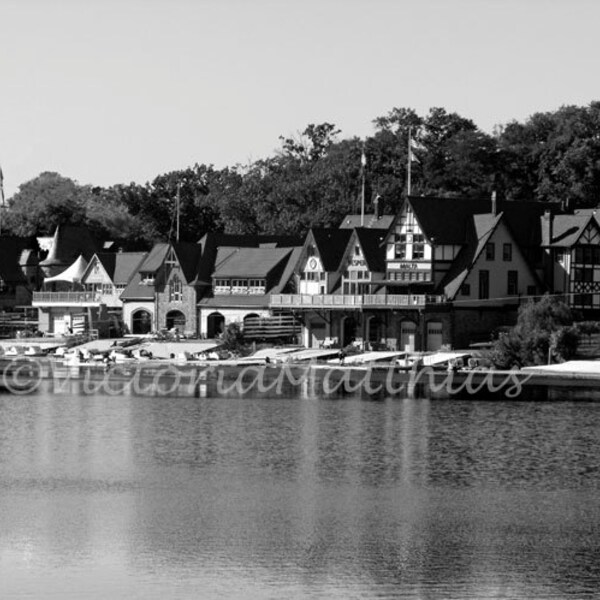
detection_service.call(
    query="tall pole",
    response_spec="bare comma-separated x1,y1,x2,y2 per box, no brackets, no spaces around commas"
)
360,143,366,226
0,164,4,235
176,182,181,242
407,126,412,197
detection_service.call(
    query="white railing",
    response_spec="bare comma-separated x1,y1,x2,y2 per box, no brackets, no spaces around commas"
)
32,291,105,305
270,294,444,309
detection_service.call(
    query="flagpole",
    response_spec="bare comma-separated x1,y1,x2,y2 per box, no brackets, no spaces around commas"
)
176,182,181,242
360,143,366,226
0,164,5,236
407,127,412,196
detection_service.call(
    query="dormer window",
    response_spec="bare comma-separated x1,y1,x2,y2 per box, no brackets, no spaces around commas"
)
214,278,230,294
141,272,155,285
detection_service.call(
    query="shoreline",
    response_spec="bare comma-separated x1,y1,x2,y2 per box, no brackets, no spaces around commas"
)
2,355,600,400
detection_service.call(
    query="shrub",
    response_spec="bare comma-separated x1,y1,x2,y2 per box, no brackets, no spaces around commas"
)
491,295,578,368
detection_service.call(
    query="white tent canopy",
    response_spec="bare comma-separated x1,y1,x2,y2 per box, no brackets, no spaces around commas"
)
44,255,88,284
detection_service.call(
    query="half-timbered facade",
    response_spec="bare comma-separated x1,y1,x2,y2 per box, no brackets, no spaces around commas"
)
542,209,600,313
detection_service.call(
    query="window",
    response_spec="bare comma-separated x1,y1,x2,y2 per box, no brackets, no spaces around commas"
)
507,271,518,296
485,243,495,261
412,234,425,260
248,279,265,294
460,283,471,296
354,245,361,256
503,243,512,262
169,276,183,302
574,293,594,307
574,268,594,282
574,246,600,264
140,272,155,285
479,270,489,300
394,234,407,259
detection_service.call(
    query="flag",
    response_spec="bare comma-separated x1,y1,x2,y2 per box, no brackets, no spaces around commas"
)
409,137,422,163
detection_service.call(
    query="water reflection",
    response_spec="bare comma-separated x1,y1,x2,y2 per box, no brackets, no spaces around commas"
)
0,385,599,598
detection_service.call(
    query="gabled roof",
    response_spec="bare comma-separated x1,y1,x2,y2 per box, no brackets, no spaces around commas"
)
0,236,38,283
353,228,386,272
439,213,503,300
195,233,302,286
407,196,558,247
91,252,147,285
272,246,302,293
340,214,395,230
172,242,203,283
212,247,292,279
39,225,98,267
308,228,353,271
137,243,170,273
120,242,203,300
119,271,155,300
541,212,600,247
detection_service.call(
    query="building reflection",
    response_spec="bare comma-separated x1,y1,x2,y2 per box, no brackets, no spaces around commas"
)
1,384,599,597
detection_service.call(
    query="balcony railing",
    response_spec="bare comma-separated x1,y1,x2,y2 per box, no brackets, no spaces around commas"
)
32,291,111,306
270,293,446,309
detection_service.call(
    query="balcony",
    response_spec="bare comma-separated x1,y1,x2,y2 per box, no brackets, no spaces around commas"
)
270,294,446,310
32,291,121,307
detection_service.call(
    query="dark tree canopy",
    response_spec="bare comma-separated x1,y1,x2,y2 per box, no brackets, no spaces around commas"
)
6,102,600,241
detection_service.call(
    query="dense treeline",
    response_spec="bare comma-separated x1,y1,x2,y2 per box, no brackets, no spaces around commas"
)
6,103,600,247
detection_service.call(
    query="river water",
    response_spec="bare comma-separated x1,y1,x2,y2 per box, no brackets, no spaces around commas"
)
1,374,600,598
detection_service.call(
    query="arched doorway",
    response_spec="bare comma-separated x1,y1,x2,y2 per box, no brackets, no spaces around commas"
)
206,312,225,338
341,315,358,348
399,320,416,352
366,315,384,349
131,309,152,335
166,310,186,331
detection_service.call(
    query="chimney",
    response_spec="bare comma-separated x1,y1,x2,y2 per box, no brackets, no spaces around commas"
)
373,194,382,219
491,190,497,215
543,210,552,244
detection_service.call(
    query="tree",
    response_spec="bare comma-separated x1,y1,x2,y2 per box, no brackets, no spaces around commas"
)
279,122,341,162
85,186,150,247
5,172,90,236
497,102,600,207
149,166,221,242
491,295,579,368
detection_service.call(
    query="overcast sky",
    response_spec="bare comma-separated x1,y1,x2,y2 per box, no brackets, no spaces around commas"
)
1,0,599,197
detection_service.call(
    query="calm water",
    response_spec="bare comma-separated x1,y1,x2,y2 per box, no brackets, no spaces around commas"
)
1,376,600,599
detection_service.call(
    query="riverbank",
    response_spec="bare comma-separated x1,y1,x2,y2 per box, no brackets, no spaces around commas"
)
2,354,600,400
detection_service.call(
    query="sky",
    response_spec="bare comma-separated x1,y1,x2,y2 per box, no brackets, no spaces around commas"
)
1,0,599,198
